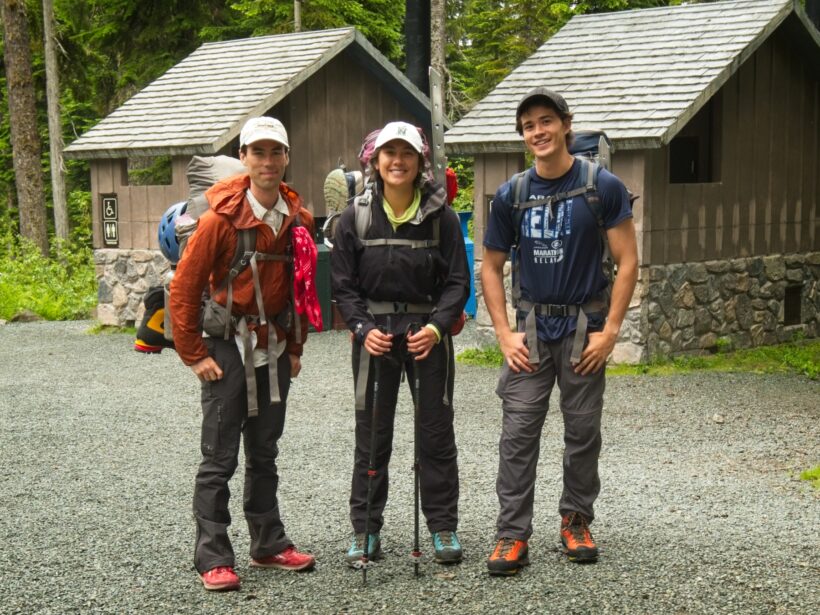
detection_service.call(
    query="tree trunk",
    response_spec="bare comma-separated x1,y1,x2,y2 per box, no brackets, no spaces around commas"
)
1,0,49,255
405,0,430,93
43,0,68,241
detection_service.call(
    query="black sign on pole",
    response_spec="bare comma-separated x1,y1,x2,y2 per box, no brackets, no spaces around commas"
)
101,194,119,246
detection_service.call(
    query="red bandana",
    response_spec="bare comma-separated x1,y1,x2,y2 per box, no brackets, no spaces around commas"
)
291,225,323,332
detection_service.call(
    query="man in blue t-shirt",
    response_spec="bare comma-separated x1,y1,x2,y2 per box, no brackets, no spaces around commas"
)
482,87,638,575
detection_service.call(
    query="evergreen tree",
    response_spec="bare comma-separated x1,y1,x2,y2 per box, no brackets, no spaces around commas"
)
2,0,48,254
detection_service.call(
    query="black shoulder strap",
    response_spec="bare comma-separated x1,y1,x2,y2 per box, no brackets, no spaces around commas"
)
228,228,257,281
579,159,604,230
510,170,530,247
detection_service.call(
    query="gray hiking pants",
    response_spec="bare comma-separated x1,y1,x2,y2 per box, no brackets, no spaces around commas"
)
495,334,604,541
193,337,293,574
349,335,459,535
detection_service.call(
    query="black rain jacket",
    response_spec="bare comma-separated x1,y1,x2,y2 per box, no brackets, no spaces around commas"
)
330,179,470,342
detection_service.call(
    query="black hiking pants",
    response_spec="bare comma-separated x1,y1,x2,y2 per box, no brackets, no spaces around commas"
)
193,337,292,574
349,333,459,535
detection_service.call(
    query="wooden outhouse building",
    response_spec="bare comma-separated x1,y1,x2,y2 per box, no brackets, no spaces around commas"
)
64,27,436,326
446,0,820,361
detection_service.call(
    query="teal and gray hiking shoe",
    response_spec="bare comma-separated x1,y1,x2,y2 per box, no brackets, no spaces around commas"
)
432,530,463,564
345,533,382,567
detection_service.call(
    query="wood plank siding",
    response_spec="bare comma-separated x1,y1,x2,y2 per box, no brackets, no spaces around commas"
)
643,27,819,265
90,158,188,251
271,51,424,216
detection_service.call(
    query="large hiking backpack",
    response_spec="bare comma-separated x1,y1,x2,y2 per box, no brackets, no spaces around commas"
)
506,129,636,365
134,155,294,352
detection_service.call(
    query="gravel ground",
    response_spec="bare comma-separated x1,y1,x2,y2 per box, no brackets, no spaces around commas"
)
0,320,818,615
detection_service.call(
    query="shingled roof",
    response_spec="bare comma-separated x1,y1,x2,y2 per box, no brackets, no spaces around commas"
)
65,27,431,159
446,0,820,154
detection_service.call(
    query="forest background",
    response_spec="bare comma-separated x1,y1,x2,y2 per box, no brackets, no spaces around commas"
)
0,0,708,320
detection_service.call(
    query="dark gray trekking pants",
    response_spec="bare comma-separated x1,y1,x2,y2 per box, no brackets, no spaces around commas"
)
494,334,604,541
349,334,459,535
193,337,292,574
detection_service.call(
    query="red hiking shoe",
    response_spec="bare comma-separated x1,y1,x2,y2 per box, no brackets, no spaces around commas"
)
199,566,240,591
560,512,599,562
487,538,529,576
250,545,315,571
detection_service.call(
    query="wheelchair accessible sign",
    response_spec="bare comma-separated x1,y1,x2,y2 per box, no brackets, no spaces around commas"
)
101,194,118,246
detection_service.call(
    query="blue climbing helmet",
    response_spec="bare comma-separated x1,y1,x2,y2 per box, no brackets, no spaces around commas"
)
157,201,187,264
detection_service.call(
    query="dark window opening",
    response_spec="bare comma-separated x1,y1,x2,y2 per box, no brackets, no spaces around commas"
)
669,93,722,184
124,156,172,186
783,285,802,326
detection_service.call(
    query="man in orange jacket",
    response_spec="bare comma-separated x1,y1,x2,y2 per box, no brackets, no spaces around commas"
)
170,116,316,591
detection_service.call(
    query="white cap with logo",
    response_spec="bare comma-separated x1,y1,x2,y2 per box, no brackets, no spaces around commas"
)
373,121,423,153
240,116,289,149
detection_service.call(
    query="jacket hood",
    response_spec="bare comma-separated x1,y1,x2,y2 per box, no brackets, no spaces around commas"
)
205,173,303,229
416,179,448,223
370,177,447,225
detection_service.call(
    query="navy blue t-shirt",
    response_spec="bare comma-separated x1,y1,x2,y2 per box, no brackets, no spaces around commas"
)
483,158,632,342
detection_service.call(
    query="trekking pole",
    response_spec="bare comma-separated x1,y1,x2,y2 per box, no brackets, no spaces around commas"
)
407,323,423,577
361,350,380,586
360,322,389,585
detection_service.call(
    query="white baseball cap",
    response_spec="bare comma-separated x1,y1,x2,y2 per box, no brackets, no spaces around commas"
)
373,121,423,153
240,116,289,148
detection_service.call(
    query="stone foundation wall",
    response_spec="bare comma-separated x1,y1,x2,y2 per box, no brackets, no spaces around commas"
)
94,249,170,326
98,247,819,361
644,252,819,359
472,252,820,364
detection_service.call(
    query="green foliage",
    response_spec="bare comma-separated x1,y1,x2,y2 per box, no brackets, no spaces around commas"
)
67,190,92,246
228,0,405,64
56,0,243,115
456,345,504,367
127,156,173,186
463,338,819,380
799,465,820,490
86,323,135,335
607,340,820,380
0,231,97,321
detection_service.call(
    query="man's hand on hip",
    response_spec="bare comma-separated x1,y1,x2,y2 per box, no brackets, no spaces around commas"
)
192,356,223,382
499,330,535,373
574,328,617,375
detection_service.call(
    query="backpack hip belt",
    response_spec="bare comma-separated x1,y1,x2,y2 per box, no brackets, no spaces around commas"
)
366,300,434,315
517,298,607,366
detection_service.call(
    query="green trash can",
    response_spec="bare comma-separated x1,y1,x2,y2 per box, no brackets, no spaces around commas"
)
314,242,332,332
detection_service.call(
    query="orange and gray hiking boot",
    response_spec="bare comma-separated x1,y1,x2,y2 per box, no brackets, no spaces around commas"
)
560,512,598,562
487,537,529,576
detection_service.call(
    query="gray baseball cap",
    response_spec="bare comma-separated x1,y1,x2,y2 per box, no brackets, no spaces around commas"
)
515,87,571,132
